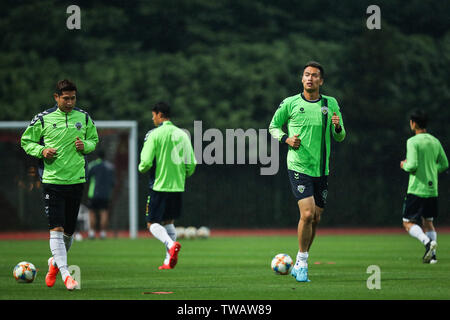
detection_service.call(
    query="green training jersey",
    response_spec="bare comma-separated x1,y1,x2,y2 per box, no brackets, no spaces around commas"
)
402,133,448,197
269,93,346,177
139,121,197,192
21,106,99,185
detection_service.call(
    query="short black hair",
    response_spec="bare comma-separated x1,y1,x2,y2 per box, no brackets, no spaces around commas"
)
55,79,77,95
152,101,171,118
303,61,324,79
410,109,428,129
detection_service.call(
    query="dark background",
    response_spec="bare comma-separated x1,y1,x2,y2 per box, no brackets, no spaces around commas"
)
1,0,449,229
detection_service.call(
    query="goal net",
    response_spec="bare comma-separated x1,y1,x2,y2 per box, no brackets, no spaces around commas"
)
0,121,138,239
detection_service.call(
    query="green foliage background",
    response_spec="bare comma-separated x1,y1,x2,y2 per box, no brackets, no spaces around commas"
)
1,0,449,228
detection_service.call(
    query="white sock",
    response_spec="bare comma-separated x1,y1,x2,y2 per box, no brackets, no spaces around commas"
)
163,224,177,264
49,231,70,280
408,224,430,245
149,223,174,251
426,231,437,254
295,251,308,268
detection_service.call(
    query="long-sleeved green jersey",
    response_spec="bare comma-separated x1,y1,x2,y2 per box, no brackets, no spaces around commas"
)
21,106,99,185
269,93,346,177
402,133,448,197
139,121,196,192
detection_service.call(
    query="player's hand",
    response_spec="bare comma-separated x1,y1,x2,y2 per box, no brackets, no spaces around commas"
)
286,134,301,149
332,112,341,130
400,160,406,169
42,148,57,159
75,137,84,151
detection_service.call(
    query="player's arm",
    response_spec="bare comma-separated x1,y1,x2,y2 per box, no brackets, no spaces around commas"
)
402,139,418,172
21,119,45,159
331,101,346,142
437,143,449,173
269,99,293,145
80,116,99,154
138,131,156,173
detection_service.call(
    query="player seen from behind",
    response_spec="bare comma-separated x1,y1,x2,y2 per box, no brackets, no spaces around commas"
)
400,109,448,263
139,102,197,269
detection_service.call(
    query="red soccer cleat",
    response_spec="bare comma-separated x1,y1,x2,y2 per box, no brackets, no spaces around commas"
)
158,263,172,270
64,276,79,291
45,257,59,288
168,241,181,268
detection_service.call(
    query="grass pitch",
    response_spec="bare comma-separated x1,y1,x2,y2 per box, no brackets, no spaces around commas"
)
1,233,449,300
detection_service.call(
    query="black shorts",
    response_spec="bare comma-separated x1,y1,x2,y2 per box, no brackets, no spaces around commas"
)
42,183,84,235
402,194,438,223
145,189,182,224
87,198,110,211
288,170,328,208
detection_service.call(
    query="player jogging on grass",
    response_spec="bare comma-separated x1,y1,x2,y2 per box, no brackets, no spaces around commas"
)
269,61,346,282
21,79,99,290
139,102,196,270
400,109,448,263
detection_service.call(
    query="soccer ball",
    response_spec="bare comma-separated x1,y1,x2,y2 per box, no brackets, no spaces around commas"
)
197,226,210,239
271,254,293,275
184,226,197,239
13,261,37,283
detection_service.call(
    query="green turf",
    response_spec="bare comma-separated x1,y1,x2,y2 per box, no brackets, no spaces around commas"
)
1,233,449,300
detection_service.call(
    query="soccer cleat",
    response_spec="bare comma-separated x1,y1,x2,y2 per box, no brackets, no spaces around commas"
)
64,276,78,291
430,255,438,264
423,240,437,263
291,266,298,278
168,241,181,268
45,257,59,287
158,263,172,270
295,267,311,282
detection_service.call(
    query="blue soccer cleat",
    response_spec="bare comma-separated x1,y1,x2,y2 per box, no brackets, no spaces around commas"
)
294,267,311,282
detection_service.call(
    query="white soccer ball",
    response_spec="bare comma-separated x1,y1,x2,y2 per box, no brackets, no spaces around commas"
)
197,226,210,239
184,226,197,239
13,261,37,283
271,254,293,275
175,226,185,239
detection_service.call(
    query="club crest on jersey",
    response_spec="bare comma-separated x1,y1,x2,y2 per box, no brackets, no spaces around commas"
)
321,106,328,115
297,185,305,193
75,122,82,130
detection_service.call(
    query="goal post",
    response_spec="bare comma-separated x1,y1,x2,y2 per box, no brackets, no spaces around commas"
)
0,120,139,239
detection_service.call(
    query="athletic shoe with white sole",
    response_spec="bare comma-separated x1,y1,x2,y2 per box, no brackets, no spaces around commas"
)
429,254,438,264
423,240,437,263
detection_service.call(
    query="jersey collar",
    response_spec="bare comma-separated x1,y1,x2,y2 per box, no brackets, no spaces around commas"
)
301,93,322,103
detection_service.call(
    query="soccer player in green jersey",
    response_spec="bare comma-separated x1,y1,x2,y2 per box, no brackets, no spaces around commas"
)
400,109,448,263
269,61,346,282
21,79,99,290
139,102,197,269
